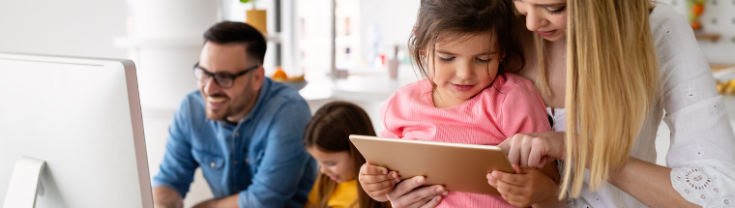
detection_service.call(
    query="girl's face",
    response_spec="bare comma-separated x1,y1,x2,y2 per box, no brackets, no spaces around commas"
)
428,32,500,107
513,0,568,42
307,147,356,183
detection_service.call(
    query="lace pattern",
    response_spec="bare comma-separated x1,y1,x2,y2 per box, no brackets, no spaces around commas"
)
671,166,735,207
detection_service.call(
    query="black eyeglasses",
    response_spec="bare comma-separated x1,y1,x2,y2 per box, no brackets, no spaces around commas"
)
193,63,259,89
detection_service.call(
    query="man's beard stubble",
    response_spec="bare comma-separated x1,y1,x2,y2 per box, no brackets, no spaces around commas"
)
206,77,257,122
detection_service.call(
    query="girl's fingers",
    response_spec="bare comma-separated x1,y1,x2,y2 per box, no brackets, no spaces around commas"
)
486,173,496,187
495,179,525,196
492,170,525,187
360,162,389,175
388,171,401,181
366,183,396,197
362,178,396,192
360,173,398,184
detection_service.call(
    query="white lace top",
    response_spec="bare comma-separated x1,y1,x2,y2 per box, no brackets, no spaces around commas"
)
547,3,735,208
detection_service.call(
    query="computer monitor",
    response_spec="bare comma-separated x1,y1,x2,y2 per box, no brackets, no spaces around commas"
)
0,53,153,208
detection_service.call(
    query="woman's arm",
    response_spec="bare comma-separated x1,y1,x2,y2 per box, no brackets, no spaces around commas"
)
646,3,735,206
607,157,697,207
500,130,735,207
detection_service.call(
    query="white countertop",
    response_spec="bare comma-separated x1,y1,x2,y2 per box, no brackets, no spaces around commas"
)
298,64,420,102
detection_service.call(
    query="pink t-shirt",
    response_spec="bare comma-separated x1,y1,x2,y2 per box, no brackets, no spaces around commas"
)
380,73,551,208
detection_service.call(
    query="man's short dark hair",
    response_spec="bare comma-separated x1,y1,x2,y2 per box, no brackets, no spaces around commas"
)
204,21,267,65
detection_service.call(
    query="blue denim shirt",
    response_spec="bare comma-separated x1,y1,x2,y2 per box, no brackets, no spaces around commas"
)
153,78,317,208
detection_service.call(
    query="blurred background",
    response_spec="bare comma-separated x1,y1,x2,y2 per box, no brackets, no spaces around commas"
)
0,0,732,207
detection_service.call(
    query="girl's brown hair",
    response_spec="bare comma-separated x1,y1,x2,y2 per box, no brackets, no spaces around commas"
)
409,0,525,83
303,101,389,208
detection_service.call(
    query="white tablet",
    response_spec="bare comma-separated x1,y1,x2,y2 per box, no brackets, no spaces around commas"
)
349,135,515,195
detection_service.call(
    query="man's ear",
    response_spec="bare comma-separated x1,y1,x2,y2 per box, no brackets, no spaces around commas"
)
253,66,266,89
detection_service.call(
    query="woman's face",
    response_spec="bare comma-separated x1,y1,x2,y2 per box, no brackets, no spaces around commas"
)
307,147,357,183
513,0,568,42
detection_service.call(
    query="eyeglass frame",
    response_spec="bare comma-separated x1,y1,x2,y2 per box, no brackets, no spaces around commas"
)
193,62,260,89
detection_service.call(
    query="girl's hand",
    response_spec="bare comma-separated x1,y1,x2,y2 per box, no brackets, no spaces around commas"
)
358,163,401,201
498,132,566,168
487,165,561,208
358,163,446,208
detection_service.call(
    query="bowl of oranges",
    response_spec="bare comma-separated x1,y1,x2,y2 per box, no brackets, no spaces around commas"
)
270,67,307,91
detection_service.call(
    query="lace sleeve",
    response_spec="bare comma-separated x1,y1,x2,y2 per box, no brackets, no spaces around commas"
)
652,3,735,207
670,161,735,207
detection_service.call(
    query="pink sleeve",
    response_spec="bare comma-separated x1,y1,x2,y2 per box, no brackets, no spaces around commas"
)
499,82,551,136
379,93,402,138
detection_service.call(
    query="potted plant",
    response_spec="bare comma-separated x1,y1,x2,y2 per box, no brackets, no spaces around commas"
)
241,0,267,34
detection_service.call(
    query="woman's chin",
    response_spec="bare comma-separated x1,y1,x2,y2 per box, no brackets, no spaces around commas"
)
542,33,566,42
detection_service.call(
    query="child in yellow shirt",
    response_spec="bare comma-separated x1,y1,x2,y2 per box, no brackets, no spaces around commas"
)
302,101,390,208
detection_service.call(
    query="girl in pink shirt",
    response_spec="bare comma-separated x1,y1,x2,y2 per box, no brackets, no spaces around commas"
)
358,0,564,207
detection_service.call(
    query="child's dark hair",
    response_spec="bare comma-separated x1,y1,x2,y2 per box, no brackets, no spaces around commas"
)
409,0,525,80
303,101,389,208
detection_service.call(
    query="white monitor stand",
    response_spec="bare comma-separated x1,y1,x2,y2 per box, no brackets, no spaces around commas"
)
3,157,46,208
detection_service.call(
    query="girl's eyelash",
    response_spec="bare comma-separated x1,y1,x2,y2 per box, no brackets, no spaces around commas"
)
439,57,490,63
549,6,566,14
476,58,491,64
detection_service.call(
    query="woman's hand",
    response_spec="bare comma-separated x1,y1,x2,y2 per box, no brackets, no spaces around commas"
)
358,163,447,208
386,176,446,208
487,165,562,208
498,132,566,169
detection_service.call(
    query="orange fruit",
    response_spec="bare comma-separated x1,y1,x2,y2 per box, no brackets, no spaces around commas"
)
272,67,288,81
692,3,704,16
691,20,702,30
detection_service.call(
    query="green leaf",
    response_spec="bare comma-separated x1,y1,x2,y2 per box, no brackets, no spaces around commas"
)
240,0,250,3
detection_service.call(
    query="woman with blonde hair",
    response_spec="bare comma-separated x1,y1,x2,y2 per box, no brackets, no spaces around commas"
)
367,0,735,207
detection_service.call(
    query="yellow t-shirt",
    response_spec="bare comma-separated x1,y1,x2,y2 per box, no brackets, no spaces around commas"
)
307,179,358,208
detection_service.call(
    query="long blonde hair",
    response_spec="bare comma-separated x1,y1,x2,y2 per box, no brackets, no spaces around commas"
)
532,0,659,198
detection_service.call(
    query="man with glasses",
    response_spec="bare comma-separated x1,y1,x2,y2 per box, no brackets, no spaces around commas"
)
152,21,316,208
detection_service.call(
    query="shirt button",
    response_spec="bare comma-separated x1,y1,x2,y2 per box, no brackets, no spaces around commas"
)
235,132,240,137
210,162,216,168
234,161,238,165
245,158,249,163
